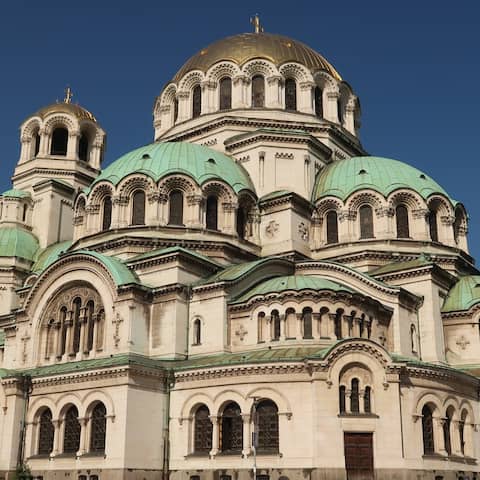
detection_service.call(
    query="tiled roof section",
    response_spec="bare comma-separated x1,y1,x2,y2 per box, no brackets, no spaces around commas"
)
231,275,354,304
0,227,39,262
313,156,455,204
126,246,222,268
32,240,72,273
442,275,480,313
370,255,434,276
86,142,255,195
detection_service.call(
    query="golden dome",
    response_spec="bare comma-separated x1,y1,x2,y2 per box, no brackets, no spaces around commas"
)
35,102,97,123
172,33,342,83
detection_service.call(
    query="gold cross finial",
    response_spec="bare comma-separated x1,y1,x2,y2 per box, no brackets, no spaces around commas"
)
250,14,264,33
64,86,73,104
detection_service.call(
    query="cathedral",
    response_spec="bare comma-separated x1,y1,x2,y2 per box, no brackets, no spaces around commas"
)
0,18,479,480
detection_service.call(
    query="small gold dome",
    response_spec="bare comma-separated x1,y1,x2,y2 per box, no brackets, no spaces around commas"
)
172,33,342,83
35,102,97,123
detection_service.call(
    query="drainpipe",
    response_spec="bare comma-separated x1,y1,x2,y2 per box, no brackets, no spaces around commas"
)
17,374,33,477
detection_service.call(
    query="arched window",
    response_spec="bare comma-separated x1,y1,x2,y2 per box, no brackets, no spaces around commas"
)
364,386,372,413
194,405,212,453
220,402,243,453
51,127,68,156
339,386,346,413
314,87,323,118
350,378,360,413
90,403,107,453
206,196,218,230
236,207,246,239
443,408,453,455
359,205,374,239
337,99,344,125
131,190,146,226
33,130,40,157
334,309,343,340
86,300,95,352
168,190,184,225
102,196,112,231
38,408,54,455
256,400,279,452
285,78,297,111
79,133,89,161
396,205,410,238
302,307,313,339
63,405,81,453
272,310,280,340
252,75,265,107
326,210,338,244
193,319,201,345
219,77,232,110
173,98,179,123
428,210,438,242
22,204,28,222
72,297,81,354
422,404,435,454
60,306,68,356
459,410,467,455
192,85,202,118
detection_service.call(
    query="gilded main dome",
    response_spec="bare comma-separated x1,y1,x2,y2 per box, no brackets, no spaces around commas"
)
172,33,342,82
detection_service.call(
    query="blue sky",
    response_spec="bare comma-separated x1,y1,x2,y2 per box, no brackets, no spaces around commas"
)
1,1,479,259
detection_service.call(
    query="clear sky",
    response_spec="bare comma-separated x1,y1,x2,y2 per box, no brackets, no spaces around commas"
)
1,1,479,259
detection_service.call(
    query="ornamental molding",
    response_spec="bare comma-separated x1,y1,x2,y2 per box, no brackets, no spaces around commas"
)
274,152,294,160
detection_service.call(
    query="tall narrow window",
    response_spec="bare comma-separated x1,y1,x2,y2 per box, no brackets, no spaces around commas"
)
173,97,179,123
22,204,28,222
220,402,243,453
38,409,54,455
131,190,146,225
60,307,67,356
168,190,184,225
422,405,435,454
428,210,438,242
396,205,410,238
34,131,41,157
192,85,202,118
326,210,338,244
219,77,232,110
359,205,374,239
364,386,372,413
51,127,68,155
194,405,212,453
72,297,81,354
86,301,95,352
302,308,313,339
193,319,201,345
337,99,344,125
90,402,107,453
350,378,360,413
102,196,112,231
63,406,81,453
339,386,346,414
252,75,265,107
236,207,246,239
443,408,453,455
206,196,218,230
459,410,467,455
79,134,89,161
314,87,323,118
256,400,279,452
272,310,280,340
285,78,297,111
334,309,343,339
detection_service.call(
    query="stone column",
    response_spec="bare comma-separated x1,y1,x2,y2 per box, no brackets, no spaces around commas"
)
328,313,337,339
344,99,356,135
412,208,430,241
451,420,462,456
375,206,394,239
176,91,190,122
266,75,283,108
51,419,61,456
279,314,286,340
54,321,62,358
232,75,249,108
325,89,340,123
440,215,456,246
434,416,447,455
158,193,168,226
79,307,88,355
299,81,315,114
313,313,321,339
338,209,355,243
38,128,49,155
241,414,251,457
186,194,203,228
342,315,351,338
90,141,103,170
201,80,217,114
65,312,74,356
209,415,220,457
146,192,160,226
19,136,31,163
77,417,89,456
67,131,79,158
222,202,236,235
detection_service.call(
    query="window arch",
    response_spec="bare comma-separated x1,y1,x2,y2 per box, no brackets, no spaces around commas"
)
168,190,184,225
79,133,89,161
38,408,54,455
206,196,218,230
428,209,439,242
326,210,338,244
193,319,201,345
272,310,281,340
314,87,323,118
63,405,81,453
302,307,313,339
220,402,243,453
192,85,202,118
350,378,360,413
256,400,279,452
194,405,212,453
395,204,410,238
102,196,112,231
252,75,265,107
285,78,297,111
359,205,374,239
90,402,107,453
422,404,435,454
51,127,68,156
131,190,146,226
219,77,232,110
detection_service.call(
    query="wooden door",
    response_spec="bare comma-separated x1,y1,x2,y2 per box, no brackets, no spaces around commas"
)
344,432,374,480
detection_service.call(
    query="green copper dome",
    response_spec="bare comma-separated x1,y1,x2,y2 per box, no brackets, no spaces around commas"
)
88,142,255,195
313,156,454,203
0,227,39,262
442,276,480,313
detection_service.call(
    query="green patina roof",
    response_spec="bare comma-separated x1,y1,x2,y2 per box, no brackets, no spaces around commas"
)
0,227,39,262
232,274,353,304
0,330,4,348
442,275,480,313
32,240,72,273
313,156,454,204
259,190,293,202
126,246,222,268
87,142,255,195
1,189,30,198
370,255,434,277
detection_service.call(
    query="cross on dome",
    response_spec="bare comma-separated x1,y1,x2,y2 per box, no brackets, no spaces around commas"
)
250,14,264,33
64,86,73,104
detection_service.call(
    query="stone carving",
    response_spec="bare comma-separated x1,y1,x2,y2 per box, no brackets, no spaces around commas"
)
235,325,247,341
456,335,470,350
265,220,279,238
298,222,309,241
